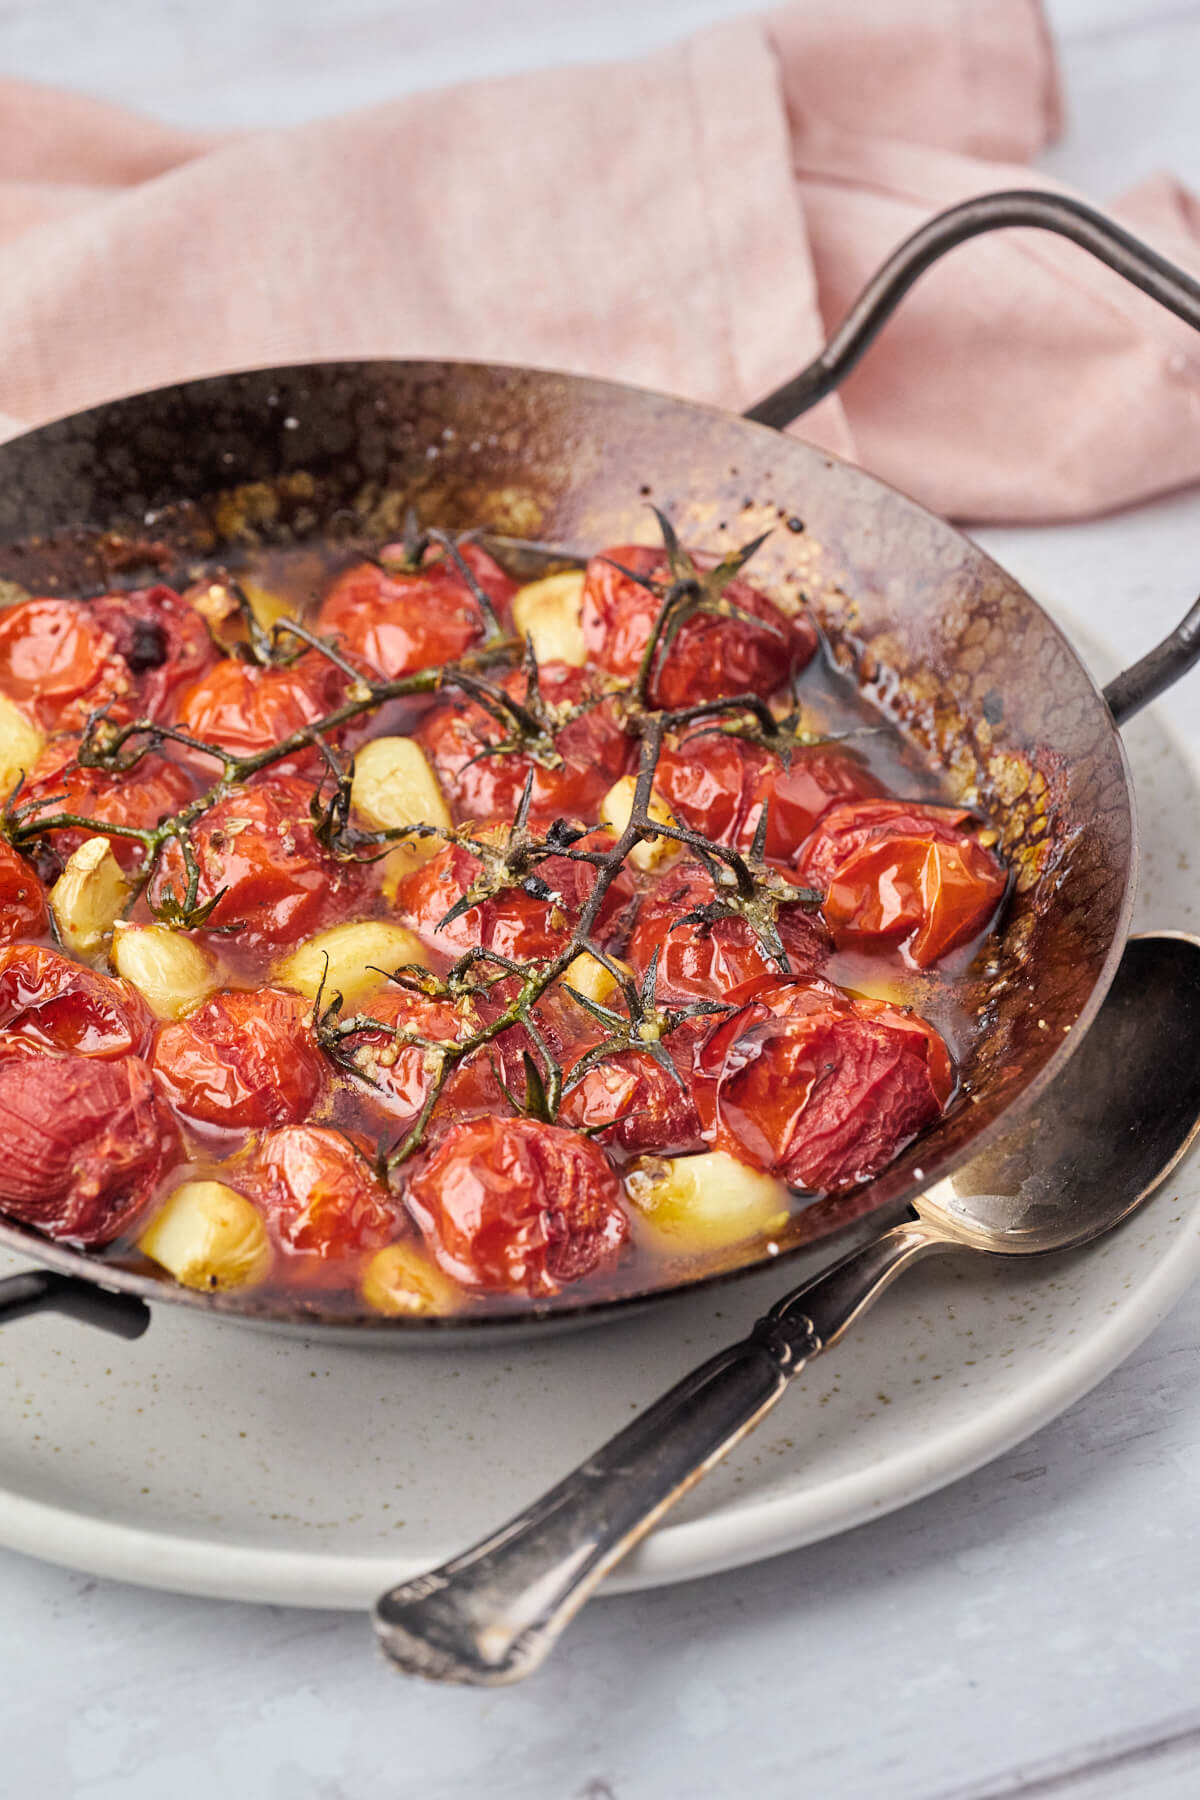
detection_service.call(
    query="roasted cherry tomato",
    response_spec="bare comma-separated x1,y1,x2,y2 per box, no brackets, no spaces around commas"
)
694,976,953,1192
626,862,831,1003
247,1125,399,1257
0,598,133,732
151,985,327,1131
406,1114,629,1296
334,983,502,1131
90,584,218,721
0,944,153,1057
396,831,634,963
316,541,516,679
654,730,885,864
21,741,197,872
414,663,633,823
0,840,47,943
172,651,343,771
580,544,817,708
0,1051,176,1245
147,776,373,960
795,798,1008,968
558,1018,709,1155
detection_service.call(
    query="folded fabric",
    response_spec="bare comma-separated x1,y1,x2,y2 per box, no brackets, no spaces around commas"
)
0,0,1195,523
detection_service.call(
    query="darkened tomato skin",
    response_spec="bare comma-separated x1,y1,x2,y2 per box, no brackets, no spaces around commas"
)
147,776,374,959
172,652,343,771
247,1125,399,1257
395,831,634,963
316,541,516,679
654,731,886,864
625,862,831,1003
0,1052,176,1246
694,976,951,1191
406,1114,629,1296
0,840,47,943
0,944,153,1058
151,986,327,1131
21,742,198,872
795,798,1008,968
415,662,634,824
580,545,817,708
90,585,218,721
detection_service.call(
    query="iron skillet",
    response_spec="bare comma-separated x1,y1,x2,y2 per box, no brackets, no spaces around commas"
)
1,190,1199,1345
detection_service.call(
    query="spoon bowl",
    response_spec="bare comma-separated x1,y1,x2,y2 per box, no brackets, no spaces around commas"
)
375,931,1200,1685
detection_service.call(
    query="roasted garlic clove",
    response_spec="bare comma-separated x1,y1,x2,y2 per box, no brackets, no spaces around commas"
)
138,1180,272,1290
351,736,452,898
0,693,43,797
624,1151,790,1253
561,948,632,1010
361,1242,462,1317
111,922,221,1019
277,920,428,1010
49,837,131,956
511,571,587,667
599,774,680,871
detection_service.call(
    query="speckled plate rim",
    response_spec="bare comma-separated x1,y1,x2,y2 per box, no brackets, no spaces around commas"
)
1,1133,1198,1609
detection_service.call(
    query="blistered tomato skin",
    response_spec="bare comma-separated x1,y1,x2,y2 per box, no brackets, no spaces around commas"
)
21,743,198,872
316,541,516,679
172,652,343,770
0,841,48,943
248,1126,399,1257
655,732,886,864
0,1052,176,1245
334,984,501,1130
406,1114,629,1297
625,862,831,1004
0,944,153,1058
151,986,327,1131
796,798,1008,968
694,976,951,1192
0,599,131,732
396,832,634,963
147,777,373,958
559,1020,709,1155
580,545,818,708
415,663,634,824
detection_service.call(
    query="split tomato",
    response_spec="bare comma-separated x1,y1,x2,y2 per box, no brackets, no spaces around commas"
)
316,540,515,679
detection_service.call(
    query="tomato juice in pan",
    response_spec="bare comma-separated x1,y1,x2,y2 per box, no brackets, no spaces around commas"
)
0,521,1008,1317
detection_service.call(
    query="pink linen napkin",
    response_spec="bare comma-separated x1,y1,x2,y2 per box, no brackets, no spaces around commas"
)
0,0,1196,523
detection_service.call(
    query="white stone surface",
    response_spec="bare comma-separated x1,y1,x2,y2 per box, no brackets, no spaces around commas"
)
3,1,1200,1795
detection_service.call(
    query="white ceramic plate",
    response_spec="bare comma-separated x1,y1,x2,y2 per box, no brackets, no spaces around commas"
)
1,637,1198,1610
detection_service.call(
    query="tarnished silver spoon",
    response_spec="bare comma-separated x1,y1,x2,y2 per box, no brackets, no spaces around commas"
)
375,930,1200,1685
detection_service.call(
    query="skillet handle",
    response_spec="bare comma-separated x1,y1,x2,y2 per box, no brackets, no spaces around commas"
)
0,1267,150,1338
745,188,1200,721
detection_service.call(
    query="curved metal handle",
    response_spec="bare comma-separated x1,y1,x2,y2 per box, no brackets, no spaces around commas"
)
745,188,1200,722
373,1218,943,1686
0,1267,150,1337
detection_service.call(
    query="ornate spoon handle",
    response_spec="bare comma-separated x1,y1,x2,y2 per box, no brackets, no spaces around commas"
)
374,1218,942,1684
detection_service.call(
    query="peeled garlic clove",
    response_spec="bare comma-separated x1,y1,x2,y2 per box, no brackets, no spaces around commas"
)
351,736,452,892
599,774,679,871
277,921,428,1010
362,1242,461,1318
138,1180,271,1291
111,922,220,1019
49,837,131,956
624,1151,790,1253
0,693,43,796
561,949,631,1010
511,571,587,667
